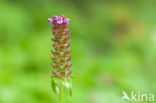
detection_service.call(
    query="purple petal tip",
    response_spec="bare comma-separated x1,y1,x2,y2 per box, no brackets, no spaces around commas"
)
53,16,58,20
48,18,52,24
63,18,70,24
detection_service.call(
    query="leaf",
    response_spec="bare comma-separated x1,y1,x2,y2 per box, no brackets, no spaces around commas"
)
68,86,72,98
51,78,60,95
64,79,72,98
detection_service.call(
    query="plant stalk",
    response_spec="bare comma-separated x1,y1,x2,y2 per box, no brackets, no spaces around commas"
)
59,86,63,103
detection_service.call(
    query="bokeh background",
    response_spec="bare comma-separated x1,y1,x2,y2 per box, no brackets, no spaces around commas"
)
0,0,156,103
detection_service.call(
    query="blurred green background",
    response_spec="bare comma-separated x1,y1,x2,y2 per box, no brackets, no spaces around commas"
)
0,0,156,103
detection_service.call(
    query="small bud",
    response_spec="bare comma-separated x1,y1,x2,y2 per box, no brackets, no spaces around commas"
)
48,18,52,24
53,16,58,20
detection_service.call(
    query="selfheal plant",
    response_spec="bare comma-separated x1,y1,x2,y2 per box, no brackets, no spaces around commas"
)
48,15,72,103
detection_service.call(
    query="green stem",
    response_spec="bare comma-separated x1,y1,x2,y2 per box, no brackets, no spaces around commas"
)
59,86,63,103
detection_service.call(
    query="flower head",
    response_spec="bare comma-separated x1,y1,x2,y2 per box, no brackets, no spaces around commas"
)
48,15,70,25
48,14,72,79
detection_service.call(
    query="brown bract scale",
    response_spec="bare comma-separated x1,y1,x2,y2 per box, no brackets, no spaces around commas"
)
50,16,72,79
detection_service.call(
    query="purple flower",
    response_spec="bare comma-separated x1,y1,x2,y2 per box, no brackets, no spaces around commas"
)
48,15,72,101
63,18,70,24
53,16,58,20
57,17,63,24
48,18,52,24
48,15,70,25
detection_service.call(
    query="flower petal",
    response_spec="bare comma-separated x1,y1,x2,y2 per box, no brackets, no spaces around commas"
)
63,18,70,24
53,16,58,20
48,18,52,24
57,17,63,24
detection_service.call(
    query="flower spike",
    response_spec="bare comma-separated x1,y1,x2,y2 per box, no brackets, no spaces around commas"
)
48,15,72,103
